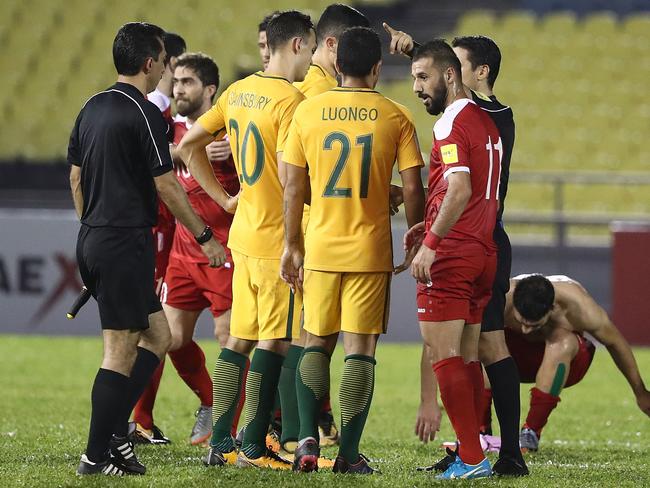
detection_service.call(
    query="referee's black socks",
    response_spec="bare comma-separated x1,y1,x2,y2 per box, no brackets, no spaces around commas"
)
86,368,129,462
485,356,524,461
114,347,160,437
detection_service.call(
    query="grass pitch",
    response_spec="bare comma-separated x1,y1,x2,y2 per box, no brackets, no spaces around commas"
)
1,335,649,486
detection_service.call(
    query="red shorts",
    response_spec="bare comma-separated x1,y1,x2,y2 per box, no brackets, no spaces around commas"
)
505,329,596,387
153,201,176,292
417,251,496,323
161,254,233,317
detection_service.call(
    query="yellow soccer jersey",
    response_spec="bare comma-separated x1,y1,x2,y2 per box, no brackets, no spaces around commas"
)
293,64,337,98
198,72,305,259
283,87,424,272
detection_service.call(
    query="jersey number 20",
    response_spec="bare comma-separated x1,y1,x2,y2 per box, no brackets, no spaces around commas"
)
323,131,372,198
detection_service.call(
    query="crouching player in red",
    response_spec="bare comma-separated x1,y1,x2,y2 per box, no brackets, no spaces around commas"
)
480,274,650,451
400,40,502,480
131,52,242,446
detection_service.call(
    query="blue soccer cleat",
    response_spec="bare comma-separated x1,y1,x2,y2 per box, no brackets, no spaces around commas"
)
436,456,492,480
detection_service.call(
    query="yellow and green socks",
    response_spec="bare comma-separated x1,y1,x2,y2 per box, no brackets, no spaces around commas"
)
241,348,285,459
296,346,331,440
210,348,247,452
339,354,376,463
278,344,303,445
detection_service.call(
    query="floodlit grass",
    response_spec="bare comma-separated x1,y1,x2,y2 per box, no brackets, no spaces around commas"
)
1,336,649,486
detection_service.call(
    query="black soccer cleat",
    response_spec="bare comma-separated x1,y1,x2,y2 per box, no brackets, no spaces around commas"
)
76,454,125,476
109,435,146,475
317,409,339,447
292,438,320,473
415,446,457,473
333,453,377,474
128,421,171,445
493,454,530,477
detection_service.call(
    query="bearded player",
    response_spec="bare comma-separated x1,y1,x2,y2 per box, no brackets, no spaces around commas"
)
130,53,240,446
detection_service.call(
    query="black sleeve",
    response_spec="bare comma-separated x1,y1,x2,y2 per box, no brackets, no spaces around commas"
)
67,111,82,166
140,101,174,177
406,40,421,59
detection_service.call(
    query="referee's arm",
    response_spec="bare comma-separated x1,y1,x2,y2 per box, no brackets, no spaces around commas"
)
69,166,83,219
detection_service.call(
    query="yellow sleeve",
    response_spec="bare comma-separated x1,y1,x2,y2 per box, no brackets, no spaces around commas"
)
276,91,305,152
396,109,425,172
283,109,307,168
197,90,227,136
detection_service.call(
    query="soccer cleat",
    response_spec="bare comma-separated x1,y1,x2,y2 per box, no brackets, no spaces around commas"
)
416,446,458,473
436,456,491,480
202,446,238,467
519,427,540,453
318,410,339,447
236,448,292,470
266,429,281,453
333,453,377,474
128,421,171,445
292,438,320,473
108,435,146,475
492,455,530,477
190,405,213,446
76,454,125,476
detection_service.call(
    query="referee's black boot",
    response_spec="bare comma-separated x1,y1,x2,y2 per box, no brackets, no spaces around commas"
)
109,435,146,475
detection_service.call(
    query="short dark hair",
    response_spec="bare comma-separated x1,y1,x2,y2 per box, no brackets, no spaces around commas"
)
259,11,280,33
163,32,186,59
337,27,381,77
513,275,555,322
316,3,369,42
412,39,462,78
175,52,220,99
452,35,501,88
113,22,165,76
266,10,314,53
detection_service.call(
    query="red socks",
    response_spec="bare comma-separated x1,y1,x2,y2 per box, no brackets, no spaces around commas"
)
525,387,560,437
168,341,213,407
479,388,493,433
467,361,485,430
132,358,165,429
231,358,250,436
433,356,484,465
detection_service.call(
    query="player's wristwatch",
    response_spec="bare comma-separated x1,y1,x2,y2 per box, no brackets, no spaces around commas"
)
195,225,213,245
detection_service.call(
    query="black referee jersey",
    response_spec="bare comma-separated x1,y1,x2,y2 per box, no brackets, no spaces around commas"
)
67,81,173,228
471,90,515,222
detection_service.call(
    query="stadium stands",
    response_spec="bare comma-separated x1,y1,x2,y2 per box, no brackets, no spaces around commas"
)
0,4,648,192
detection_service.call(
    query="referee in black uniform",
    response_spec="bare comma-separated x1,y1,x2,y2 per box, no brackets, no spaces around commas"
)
383,26,529,476
69,22,228,476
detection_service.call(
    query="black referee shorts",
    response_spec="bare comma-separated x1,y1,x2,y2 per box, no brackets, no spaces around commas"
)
481,223,511,333
76,225,162,331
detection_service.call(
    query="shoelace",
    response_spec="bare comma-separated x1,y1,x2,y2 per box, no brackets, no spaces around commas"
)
266,449,291,464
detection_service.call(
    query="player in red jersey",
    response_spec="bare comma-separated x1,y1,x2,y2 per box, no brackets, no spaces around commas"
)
131,52,240,446
398,40,502,480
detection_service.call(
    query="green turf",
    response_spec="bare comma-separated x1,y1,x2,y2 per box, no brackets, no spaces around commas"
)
1,336,649,486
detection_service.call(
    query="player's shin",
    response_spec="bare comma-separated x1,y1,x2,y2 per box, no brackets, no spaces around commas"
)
338,355,376,463
210,349,248,452
296,347,331,441
241,348,285,459
279,344,304,446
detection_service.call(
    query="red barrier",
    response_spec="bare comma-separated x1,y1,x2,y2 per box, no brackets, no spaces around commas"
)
611,222,650,346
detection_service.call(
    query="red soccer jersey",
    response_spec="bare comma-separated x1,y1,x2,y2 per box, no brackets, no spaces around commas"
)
425,98,502,254
170,115,240,263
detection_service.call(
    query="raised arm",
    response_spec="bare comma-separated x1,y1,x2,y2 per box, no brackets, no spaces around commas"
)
576,291,650,416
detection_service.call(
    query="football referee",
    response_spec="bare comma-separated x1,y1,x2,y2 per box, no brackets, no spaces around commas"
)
68,22,227,476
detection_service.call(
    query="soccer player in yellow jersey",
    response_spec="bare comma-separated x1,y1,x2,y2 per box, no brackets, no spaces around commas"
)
177,11,316,470
281,27,425,474
279,3,370,453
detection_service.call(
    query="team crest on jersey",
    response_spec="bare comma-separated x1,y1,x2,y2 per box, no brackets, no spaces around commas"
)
440,144,458,164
